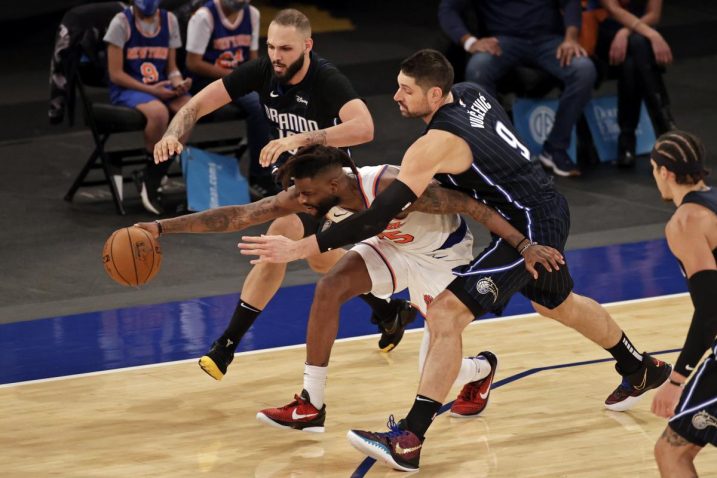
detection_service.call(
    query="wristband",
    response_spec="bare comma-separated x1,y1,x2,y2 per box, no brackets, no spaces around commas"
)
155,220,163,236
168,70,182,79
463,36,478,52
516,237,529,251
668,379,684,387
519,241,537,256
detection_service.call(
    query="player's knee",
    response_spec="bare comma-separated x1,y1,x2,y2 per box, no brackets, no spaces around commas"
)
315,272,354,304
569,57,597,88
266,215,303,240
141,102,169,127
425,296,468,337
654,435,673,471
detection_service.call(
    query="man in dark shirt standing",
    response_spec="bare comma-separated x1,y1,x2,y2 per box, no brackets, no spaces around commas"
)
438,0,596,177
153,8,416,384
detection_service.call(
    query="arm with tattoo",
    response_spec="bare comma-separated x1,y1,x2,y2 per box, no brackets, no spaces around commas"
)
407,183,526,248
151,190,303,235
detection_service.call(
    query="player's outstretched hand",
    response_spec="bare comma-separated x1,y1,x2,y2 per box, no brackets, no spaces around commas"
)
134,221,160,239
651,381,681,419
259,136,303,167
238,234,304,264
154,135,183,163
522,244,564,279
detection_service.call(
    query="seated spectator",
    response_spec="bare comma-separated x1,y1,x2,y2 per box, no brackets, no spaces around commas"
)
596,0,676,167
105,0,192,215
438,0,597,177
186,0,275,198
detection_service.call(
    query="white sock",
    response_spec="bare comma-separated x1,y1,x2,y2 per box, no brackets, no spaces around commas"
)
419,324,491,388
303,364,328,409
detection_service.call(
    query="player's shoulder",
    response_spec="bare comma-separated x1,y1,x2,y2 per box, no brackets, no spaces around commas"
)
667,203,713,237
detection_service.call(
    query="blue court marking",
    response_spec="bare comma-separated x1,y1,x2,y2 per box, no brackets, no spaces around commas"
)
351,347,683,476
0,239,687,385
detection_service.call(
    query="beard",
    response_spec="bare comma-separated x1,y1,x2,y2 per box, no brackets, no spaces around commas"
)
397,100,431,119
305,195,340,218
273,53,306,85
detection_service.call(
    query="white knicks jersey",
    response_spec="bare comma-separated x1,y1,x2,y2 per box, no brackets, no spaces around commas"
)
325,165,469,254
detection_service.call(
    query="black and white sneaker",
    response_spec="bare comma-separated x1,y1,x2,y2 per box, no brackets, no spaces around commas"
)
133,170,163,215
198,338,236,380
538,147,581,177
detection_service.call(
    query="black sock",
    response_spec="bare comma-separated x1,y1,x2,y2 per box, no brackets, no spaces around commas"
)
606,332,643,375
360,294,397,322
220,299,262,351
145,152,173,189
404,395,441,439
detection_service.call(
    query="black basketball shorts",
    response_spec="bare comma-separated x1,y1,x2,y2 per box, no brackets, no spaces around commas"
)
668,351,717,447
446,194,573,317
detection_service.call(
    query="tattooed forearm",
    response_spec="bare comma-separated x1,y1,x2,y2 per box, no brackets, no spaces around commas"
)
303,130,328,146
160,197,286,234
165,104,198,139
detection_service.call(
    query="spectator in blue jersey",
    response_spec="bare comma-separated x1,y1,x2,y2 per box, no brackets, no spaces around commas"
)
186,0,275,198
438,0,596,177
105,0,192,215
596,0,676,168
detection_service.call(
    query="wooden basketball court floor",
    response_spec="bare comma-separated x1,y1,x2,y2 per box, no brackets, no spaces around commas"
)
2,292,716,477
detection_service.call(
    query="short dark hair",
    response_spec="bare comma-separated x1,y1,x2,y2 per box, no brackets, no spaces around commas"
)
276,145,358,190
272,8,311,36
400,49,454,96
652,130,709,185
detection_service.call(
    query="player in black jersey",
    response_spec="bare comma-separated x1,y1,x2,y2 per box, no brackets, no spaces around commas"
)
648,131,717,477
152,9,416,381
240,49,672,472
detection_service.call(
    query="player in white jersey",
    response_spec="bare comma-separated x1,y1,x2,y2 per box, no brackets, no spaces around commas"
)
237,145,562,432
138,145,562,431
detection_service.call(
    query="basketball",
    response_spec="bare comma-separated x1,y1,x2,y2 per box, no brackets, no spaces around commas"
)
102,226,162,287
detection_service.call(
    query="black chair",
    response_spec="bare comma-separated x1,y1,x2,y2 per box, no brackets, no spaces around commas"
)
64,63,148,215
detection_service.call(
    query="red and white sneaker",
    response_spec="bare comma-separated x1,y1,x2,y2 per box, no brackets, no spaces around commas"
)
347,415,423,472
450,351,498,418
256,389,326,433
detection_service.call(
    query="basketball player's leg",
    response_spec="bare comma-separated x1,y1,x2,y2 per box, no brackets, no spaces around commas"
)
136,99,170,154
526,269,671,410
256,244,390,431
654,426,702,478
134,98,172,214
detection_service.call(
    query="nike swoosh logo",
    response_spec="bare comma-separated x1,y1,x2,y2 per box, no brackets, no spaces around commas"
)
634,370,648,391
395,443,422,455
479,376,494,400
686,364,695,371
292,409,318,420
269,91,279,98
332,212,349,217
415,396,434,403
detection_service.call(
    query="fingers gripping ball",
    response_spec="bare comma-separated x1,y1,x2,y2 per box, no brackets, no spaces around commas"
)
103,227,162,286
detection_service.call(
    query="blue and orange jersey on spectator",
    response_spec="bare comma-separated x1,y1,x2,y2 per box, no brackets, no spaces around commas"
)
120,7,170,86
203,0,252,68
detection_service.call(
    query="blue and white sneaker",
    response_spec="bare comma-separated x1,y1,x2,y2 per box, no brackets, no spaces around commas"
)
538,147,581,177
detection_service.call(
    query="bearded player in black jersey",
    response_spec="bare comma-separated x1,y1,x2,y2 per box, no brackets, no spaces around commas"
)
152,9,418,382
648,131,717,478
240,49,672,472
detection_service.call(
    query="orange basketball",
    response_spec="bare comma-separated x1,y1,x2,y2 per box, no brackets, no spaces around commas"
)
102,226,162,287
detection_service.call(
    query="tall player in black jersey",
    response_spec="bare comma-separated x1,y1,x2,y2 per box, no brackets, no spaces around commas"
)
239,49,672,472
152,9,417,382
648,131,717,478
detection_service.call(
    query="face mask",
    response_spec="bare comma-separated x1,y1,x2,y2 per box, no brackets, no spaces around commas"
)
134,0,160,17
220,0,248,12
137,17,158,36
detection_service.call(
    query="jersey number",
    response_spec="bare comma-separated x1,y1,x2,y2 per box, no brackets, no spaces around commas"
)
496,120,530,160
140,62,159,84
215,50,244,69
377,230,415,244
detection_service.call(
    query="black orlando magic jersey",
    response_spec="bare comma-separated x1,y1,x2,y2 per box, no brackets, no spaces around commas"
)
428,82,557,228
222,52,359,140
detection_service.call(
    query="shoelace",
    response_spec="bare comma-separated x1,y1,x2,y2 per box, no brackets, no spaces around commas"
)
384,415,407,439
457,380,481,401
280,394,304,410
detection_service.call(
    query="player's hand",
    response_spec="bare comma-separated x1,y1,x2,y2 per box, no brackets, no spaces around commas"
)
172,78,192,96
154,134,184,163
238,234,312,264
609,29,629,65
134,221,160,239
470,37,502,56
149,80,176,100
522,244,564,280
648,31,673,65
259,135,304,167
556,38,586,67
651,380,682,418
